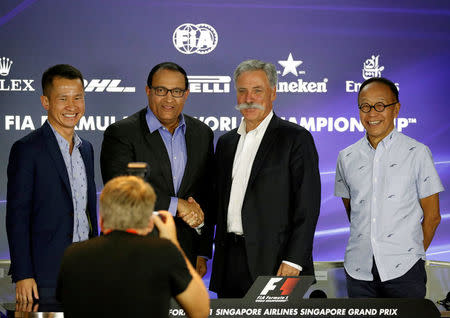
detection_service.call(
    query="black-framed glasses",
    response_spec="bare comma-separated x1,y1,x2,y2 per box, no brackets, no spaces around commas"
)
358,101,398,113
150,86,186,98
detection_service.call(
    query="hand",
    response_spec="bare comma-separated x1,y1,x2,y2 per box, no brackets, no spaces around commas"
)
196,257,207,277
177,197,204,228
276,263,300,276
15,301,39,312
152,211,178,244
15,278,39,303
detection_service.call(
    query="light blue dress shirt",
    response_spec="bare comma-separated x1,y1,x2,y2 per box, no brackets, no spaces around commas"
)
49,122,89,242
335,129,444,282
146,108,187,216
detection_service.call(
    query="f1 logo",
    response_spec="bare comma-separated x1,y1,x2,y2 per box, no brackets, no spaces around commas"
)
260,278,283,295
260,277,300,296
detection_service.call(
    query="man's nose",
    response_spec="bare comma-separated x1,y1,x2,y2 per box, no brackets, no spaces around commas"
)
66,98,75,109
244,92,254,104
165,91,176,101
367,106,379,115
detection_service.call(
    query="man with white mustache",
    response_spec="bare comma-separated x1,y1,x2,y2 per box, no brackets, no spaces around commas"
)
6,64,98,304
334,77,443,298
210,59,321,298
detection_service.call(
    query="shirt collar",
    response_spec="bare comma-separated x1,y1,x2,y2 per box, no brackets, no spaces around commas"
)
237,110,274,136
47,120,82,149
146,106,186,134
364,127,397,151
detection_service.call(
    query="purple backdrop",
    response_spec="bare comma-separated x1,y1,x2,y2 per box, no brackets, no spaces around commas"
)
1,0,449,294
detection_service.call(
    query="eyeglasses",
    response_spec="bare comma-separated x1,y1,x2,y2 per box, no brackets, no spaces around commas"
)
358,101,398,113
150,86,186,98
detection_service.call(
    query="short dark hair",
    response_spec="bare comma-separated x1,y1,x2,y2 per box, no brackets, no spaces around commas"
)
146,62,189,90
358,77,399,101
42,64,84,97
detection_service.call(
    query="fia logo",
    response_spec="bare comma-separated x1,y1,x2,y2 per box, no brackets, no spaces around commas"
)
173,23,218,55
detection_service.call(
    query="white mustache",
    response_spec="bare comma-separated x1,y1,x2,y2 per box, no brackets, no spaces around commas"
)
235,103,264,111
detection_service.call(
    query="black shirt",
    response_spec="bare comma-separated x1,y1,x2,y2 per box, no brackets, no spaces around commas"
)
56,231,192,317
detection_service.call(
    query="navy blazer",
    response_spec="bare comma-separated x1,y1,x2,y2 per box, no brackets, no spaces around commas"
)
6,121,98,288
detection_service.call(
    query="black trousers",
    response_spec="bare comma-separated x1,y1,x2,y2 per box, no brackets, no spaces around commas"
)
346,258,427,298
217,233,254,298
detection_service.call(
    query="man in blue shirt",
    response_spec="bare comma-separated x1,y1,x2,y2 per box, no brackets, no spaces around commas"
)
7,64,98,303
101,62,214,275
334,77,443,298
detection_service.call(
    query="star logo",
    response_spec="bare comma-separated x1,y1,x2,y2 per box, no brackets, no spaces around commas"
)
278,53,304,76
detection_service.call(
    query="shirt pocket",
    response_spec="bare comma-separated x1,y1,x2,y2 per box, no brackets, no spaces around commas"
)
386,175,415,201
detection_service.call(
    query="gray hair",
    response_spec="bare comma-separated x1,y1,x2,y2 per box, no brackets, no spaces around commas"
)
100,176,156,230
234,59,278,88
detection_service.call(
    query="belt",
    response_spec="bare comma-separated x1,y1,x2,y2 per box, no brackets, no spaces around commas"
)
226,232,245,244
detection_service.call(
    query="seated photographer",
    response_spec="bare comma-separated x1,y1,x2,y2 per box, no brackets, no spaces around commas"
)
56,176,209,318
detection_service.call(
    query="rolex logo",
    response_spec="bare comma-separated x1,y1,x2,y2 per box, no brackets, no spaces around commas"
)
0,57,13,76
0,57,35,92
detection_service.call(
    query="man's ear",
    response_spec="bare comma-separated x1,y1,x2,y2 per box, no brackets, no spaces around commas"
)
271,86,276,102
40,95,49,111
393,102,401,118
147,216,154,232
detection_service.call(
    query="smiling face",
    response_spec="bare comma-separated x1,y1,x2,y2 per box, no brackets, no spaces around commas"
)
146,68,189,133
236,69,276,131
358,81,400,148
40,76,85,140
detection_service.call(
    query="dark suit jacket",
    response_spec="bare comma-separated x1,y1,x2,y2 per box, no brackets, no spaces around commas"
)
6,121,98,289
210,114,321,293
56,231,191,317
100,108,214,262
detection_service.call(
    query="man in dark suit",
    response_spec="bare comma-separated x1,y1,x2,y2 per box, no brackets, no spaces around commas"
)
210,59,321,298
6,64,98,303
100,62,214,273
57,176,209,318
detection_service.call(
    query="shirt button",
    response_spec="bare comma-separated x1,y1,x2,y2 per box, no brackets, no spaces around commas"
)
372,218,376,222
174,156,176,160
374,177,377,182
373,197,376,201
